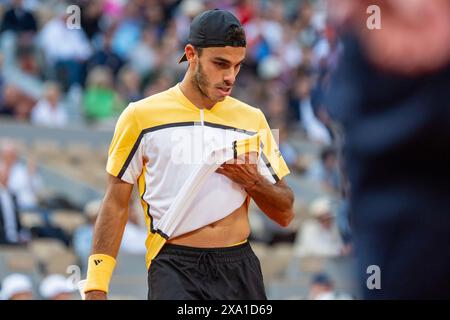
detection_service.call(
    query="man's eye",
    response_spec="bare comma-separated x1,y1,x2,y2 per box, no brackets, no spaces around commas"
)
215,62,226,67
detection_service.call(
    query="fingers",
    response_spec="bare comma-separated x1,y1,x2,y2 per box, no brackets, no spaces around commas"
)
216,164,238,176
215,166,228,175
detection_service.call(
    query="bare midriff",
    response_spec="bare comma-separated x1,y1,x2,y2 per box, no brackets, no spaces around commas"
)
166,201,250,248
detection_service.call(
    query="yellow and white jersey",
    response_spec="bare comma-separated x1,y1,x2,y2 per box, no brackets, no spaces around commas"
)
106,84,290,268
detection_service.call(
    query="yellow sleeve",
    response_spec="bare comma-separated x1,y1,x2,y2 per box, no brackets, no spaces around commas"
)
106,103,144,184
257,110,290,183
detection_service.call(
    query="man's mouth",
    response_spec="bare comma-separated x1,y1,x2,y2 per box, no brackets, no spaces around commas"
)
217,86,232,96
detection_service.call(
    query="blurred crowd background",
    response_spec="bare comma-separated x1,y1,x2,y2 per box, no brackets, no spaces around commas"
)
0,0,356,300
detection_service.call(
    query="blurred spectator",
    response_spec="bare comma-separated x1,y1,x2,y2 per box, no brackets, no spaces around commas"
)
128,28,158,77
102,0,126,21
16,41,39,76
157,20,184,73
293,197,344,257
308,272,353,300
294,2,320,49
265,92,288,126
38,9,92,90
30,82,68,128
86,29,124,77
0,273,34,300
278,126,304,173
245,3,283,61
0,139,43,211
143,72,174,97
175,0,205,43
295,75,332,144
0,161,25,244
39,274,76,300
110,1,142,60
83,66,123,122
142,0,167,37
80,0,103,40
0,0,37,34
73,199,101,270
307,146,340,193
312,25,341,71
0,83,15,117
0,84,35,121
117,66,143,104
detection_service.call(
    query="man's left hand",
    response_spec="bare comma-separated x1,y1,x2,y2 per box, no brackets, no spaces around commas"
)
215,152,262,190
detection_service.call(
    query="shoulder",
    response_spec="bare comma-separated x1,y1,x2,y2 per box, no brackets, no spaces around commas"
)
223,96,264,119
115,87,179,130
131,87,177,114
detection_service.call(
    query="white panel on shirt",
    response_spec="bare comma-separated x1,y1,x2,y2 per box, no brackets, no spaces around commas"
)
121,125,275,238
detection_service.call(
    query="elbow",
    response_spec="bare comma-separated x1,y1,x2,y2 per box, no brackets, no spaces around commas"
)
278,192,295,227
278,208,295,227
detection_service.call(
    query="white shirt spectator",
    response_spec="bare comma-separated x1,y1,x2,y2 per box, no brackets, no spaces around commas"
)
294,197,344,257
31,99,68,128
294,220,343,257
7,162,42,210
294,219,343,257
38,17,92,65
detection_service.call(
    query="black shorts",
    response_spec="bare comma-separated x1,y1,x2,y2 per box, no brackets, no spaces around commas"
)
147,241,267,300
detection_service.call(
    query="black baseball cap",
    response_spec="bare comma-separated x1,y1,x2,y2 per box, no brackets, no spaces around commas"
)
178,9,246,63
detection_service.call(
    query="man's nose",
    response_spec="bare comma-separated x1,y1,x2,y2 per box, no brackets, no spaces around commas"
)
223,69,236,86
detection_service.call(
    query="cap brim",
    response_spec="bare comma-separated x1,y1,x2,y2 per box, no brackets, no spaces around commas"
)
178,53,187,63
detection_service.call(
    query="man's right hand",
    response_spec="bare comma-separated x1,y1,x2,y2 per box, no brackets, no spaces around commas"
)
85,290,107,300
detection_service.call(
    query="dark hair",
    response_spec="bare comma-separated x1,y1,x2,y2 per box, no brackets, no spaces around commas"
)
225,24,246,46
194,47,203,57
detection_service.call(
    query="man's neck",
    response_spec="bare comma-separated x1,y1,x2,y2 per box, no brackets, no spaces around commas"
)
179,76,216,110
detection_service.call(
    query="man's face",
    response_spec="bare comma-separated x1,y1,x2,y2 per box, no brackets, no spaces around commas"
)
191,46,246,103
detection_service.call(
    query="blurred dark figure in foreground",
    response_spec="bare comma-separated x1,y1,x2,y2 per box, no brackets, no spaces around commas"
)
327,0,450,299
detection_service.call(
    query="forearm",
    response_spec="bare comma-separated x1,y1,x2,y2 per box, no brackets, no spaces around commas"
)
91,175,132,257
246,175,295,227
91,199,128,257
84,175,132,298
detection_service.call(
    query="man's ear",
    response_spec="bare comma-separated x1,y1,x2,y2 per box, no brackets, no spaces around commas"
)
185,44,197,63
